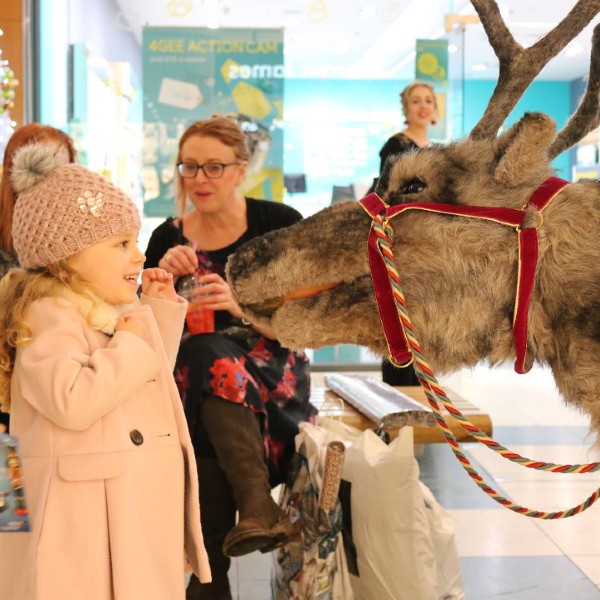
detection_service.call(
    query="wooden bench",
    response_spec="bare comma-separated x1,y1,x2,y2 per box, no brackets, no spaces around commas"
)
311,384,493,444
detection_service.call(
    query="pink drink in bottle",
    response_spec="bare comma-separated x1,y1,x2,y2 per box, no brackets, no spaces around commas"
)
179,268,215,335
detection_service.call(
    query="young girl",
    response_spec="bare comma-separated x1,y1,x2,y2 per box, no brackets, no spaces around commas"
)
0,143,210,599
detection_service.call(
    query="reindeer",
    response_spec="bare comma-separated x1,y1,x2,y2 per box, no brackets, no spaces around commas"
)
227,0,600,437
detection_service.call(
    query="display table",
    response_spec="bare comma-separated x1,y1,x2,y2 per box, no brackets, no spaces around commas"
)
311,383,493,444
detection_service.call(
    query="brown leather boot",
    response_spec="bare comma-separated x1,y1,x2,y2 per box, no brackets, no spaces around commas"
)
200,396,301,558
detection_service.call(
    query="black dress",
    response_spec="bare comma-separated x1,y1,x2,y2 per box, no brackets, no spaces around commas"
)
373,133,422,386
144,198,316,485
377,131,420,174
368,132,420,195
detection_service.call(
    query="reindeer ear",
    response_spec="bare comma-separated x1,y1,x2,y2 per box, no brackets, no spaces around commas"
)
493,113,556,185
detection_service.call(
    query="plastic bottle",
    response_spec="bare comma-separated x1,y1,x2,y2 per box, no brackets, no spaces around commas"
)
178,273,215,334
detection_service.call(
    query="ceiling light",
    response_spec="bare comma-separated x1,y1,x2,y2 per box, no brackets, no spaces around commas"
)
204,0,222,29
471,64,488,71
360,5,377,18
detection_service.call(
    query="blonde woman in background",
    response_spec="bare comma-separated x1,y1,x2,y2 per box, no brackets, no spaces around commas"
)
370,82,438,386
375,81,438,177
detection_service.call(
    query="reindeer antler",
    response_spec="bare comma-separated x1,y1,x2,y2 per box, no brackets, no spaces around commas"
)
469,0,600,141
549,23,600,158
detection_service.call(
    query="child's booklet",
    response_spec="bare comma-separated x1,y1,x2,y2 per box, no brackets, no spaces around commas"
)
0,433,30,532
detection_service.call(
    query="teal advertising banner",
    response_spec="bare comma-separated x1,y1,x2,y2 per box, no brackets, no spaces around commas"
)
415,39,448,87
142,27,284,217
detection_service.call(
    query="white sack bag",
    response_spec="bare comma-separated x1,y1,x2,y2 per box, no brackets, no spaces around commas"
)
420,482,465,600
318,418,438,600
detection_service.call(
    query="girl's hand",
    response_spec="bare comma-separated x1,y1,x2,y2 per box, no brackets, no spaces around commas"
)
194,272,245,319
115,315,153,345
142,268,178,302
159,244,198,278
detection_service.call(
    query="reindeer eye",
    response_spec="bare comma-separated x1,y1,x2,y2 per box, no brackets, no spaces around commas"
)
402,178,426,194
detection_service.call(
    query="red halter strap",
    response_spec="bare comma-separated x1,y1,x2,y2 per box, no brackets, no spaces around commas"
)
360,176,570,374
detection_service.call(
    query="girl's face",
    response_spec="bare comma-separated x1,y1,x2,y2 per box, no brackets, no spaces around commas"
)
67,230,145,305
404,86,436,126
179,135,247,214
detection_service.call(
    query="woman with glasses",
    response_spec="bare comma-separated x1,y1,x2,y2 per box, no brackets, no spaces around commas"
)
144,115,314,600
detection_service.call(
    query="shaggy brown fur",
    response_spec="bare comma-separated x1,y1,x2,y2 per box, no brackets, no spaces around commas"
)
227,2,600,435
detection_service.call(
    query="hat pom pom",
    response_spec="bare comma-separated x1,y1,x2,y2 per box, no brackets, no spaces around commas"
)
11,142,71,194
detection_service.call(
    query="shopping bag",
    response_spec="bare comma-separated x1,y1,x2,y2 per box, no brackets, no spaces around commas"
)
321,418,437,600
420,482,465,600
272,422,354,600
0,433,30,532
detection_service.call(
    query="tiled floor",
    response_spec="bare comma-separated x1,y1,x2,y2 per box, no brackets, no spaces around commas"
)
227,364,600,599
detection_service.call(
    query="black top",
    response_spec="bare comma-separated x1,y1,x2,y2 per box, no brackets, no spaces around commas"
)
144,197,303,329
145,197,302,267
368,132,421,195
378,132,420,174
376,132,422,386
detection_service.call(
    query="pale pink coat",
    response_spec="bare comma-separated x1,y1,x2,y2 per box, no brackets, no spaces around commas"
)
0,288,211,599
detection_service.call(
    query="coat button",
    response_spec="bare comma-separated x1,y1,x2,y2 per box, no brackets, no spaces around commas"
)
130,430,144,446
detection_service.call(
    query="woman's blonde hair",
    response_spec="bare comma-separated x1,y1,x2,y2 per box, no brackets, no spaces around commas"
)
175,114,250,215
400,81,438,116
0,262,92,414
0,124,76,251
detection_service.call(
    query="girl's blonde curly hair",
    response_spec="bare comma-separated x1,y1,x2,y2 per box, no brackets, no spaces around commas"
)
0,263,94,414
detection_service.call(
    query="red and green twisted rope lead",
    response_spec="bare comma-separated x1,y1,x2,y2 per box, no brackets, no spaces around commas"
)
373,215,600,519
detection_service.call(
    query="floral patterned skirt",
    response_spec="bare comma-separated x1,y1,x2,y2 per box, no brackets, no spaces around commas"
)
175,328,315,485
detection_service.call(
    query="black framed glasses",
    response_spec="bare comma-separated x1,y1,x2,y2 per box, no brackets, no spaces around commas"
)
177,161,240,179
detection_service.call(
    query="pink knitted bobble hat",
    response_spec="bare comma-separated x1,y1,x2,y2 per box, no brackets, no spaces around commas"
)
11,142,141,269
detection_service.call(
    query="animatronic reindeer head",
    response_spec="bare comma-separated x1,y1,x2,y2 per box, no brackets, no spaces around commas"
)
227,0,600,432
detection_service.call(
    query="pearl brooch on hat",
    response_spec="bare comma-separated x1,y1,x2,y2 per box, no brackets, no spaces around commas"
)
78,191,104,217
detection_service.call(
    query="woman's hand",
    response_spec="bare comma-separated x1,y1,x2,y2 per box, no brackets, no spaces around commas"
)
141,268,179,302
160,244,198,278
195,273,280,339
194,272,245,318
